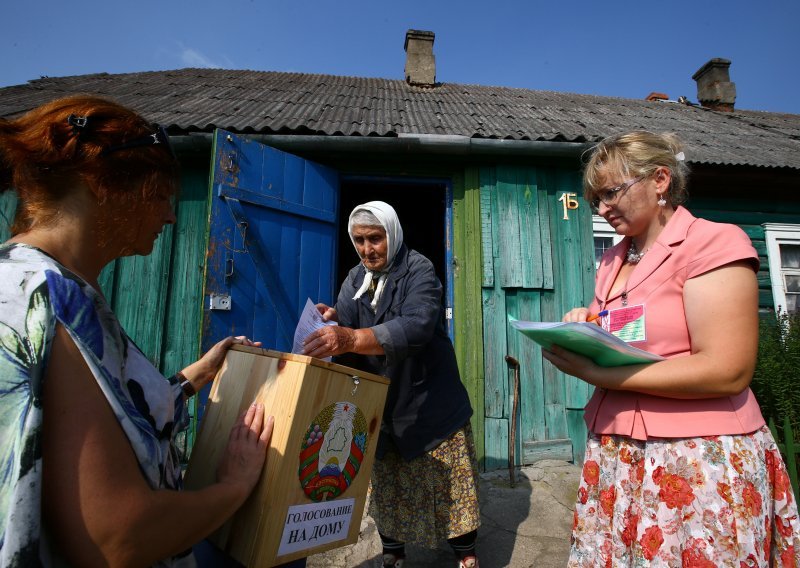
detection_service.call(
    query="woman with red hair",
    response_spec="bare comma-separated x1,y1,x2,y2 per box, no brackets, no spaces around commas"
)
0,95,273,566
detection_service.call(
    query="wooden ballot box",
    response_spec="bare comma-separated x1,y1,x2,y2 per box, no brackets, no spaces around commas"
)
184,345,389,566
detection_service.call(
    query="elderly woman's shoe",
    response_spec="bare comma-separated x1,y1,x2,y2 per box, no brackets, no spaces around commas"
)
380,553,404,567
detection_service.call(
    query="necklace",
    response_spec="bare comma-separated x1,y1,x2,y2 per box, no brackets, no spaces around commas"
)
626,241,648,264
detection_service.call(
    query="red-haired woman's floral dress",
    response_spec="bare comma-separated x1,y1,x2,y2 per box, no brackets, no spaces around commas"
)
0,244,193,567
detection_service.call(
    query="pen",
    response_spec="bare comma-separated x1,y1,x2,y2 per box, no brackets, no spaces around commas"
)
586,310,608,323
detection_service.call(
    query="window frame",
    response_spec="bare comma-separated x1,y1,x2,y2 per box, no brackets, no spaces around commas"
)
763,223,800,313
592,215,624,269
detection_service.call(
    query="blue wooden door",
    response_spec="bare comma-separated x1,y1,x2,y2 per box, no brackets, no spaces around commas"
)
202,129,339,358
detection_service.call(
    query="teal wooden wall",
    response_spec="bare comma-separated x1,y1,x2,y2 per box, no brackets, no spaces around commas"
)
479,165,596,469
0,191,16,242
97,173,207,357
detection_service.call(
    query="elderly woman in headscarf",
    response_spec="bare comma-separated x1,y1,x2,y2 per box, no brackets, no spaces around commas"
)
303,201,481,568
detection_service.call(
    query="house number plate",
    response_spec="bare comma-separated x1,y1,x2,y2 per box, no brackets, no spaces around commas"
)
558,192,579,220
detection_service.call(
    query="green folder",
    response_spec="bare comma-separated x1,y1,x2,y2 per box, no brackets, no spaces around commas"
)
509,316,664,367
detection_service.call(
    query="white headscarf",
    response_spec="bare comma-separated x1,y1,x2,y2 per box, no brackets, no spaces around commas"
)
347,201,404,311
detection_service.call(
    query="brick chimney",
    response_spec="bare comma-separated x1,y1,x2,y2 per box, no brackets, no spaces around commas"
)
692,58,736,112
646,92,669,102
404,29,436,87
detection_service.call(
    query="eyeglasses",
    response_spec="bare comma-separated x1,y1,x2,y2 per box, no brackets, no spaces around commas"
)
590,176,644,210
102,124,176,158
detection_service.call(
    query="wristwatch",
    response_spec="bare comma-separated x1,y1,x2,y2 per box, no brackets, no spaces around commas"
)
176,371,196,397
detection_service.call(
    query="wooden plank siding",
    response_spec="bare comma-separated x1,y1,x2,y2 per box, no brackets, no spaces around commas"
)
452,167,486,468
480,164,596,468
111,226,174,363
0,191,17,242
519,168,545,288
496,166,524,287
482,285,508,420
483,164,507,421
484,417,509,472
541,169,595,463
480,167,496,287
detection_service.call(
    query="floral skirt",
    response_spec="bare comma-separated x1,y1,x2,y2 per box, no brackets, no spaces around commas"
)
368,423,481,548
569,426,800,567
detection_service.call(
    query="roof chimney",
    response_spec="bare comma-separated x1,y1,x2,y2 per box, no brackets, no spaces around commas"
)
404,29,436,87
646,92,669,102
692,58,736,112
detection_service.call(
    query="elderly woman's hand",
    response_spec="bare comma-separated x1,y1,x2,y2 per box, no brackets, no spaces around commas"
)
315,303,338,322
217,403,273,501
180,336,262,393
303,326,357,359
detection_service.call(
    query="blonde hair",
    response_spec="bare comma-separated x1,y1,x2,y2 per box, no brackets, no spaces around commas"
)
582,131,690,206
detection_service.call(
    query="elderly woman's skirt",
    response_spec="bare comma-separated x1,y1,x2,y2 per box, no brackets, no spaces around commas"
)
368,423,481,549
568,425,800,567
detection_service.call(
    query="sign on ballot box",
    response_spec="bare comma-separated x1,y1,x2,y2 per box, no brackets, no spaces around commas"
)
184,345,389,566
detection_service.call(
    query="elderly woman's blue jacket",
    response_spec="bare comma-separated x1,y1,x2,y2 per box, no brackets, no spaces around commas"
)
334,244,473,460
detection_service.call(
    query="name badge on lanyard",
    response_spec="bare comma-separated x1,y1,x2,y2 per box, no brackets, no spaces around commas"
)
601,304,647,343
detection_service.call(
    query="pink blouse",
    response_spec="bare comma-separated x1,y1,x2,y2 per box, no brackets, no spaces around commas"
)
583,206,765,439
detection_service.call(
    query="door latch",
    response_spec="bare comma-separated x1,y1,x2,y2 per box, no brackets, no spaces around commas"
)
209,293,232,311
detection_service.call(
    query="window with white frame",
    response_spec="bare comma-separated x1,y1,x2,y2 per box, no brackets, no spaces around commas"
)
592,215,623,268
763,224,800,314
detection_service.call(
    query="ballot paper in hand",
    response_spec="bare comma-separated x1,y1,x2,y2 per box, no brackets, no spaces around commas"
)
509,316,664,367
292,298,338,361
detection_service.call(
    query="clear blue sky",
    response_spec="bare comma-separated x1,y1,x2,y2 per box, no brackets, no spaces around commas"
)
3,0,798,114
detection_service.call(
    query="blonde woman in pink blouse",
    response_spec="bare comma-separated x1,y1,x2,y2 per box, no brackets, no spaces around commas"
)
544,131,799,566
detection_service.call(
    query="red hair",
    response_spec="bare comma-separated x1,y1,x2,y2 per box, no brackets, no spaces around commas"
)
0,95,179,234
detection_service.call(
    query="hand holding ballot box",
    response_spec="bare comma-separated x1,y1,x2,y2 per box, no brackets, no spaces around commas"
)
184,345,389,567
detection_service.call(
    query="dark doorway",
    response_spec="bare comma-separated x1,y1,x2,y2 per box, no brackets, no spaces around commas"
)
337,178,448,293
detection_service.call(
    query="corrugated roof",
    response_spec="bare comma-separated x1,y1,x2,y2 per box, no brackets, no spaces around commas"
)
1,68,799,169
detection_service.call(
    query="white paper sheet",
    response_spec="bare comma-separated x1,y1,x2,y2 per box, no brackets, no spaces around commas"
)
292,298,338,360
277,498,355,556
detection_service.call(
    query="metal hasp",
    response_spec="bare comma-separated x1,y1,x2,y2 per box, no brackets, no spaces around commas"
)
351,376,360,397
209,293,232,311
505,355,521,488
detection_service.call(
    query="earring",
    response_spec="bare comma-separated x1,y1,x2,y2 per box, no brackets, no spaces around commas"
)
657,194,667,207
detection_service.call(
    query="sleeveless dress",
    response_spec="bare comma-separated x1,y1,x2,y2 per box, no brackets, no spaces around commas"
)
0,243,194,567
